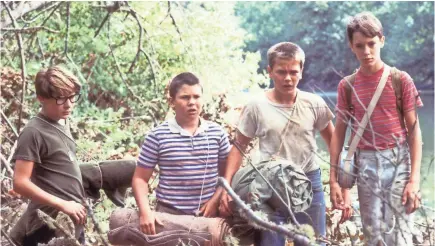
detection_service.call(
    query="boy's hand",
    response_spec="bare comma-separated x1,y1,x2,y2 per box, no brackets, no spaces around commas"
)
402,180,421,214
330,182,346,210
198,197,219,218
139,209,163,235
218,191,233,217
58,200,87,225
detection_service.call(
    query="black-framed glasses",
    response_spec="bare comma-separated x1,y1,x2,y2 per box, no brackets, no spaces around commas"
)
52,93,81,105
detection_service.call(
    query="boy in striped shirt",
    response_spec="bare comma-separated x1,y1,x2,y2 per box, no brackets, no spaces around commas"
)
329,12,423,245
132,72,230,235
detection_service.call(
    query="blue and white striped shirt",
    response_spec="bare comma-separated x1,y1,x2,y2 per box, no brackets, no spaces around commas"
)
137,118,231,214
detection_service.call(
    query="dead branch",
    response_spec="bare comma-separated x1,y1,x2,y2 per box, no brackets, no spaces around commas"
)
125,2,158,90
85,200,110,246
167,1,183,43
1,227,17,246
1,26,59,34
218,177,312,245
0,152,14,177
1,110,18,138
0,1,58,28
93,2,121,38
36,210,81,246
2,1,27,134
64,2,70,56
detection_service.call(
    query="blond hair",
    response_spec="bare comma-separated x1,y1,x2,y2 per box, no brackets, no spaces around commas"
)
267,42,305,69
347,12,383,44
35,65,81,98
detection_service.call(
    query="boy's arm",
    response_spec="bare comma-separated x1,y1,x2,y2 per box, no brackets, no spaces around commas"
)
13,160,87,224
329,117,350,212
402,110,422,214
132,166,162,234
219,131,252,217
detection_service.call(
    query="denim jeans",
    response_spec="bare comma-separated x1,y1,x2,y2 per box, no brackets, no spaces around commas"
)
356,144,414,246
255,169,326,246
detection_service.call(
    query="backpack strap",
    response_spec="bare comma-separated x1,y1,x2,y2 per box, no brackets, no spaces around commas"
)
343,72,356,146
343,72,357,115
391,67,405,130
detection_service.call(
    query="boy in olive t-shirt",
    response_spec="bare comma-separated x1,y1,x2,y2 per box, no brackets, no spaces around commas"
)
10,66,87,246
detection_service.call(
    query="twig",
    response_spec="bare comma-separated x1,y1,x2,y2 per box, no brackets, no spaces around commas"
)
1,110,18,137
7,141,17,164
3,1,27,134
168,1,183,43
36,209,81,246
94,12,110,38
85,200,110,246
64,2,70,56
1,227,17,246
218,177,312,246
125,3,158,89
0,153,14,176
1,26,60,33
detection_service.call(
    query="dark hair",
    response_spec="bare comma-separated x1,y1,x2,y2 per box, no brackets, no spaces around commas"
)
347,12,383,44
169,72,202,98
267,42,305,69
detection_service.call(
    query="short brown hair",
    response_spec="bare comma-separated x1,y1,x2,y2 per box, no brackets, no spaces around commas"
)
168,72,202,98
267,42,305,69
35,65,81,98
347,12,383,44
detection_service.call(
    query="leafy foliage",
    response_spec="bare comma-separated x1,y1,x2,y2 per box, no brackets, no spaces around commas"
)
234,1,434,90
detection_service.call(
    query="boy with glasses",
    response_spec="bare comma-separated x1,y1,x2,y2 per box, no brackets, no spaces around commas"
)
10,66,87,246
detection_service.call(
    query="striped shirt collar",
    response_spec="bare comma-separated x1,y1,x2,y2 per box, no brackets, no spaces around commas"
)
168,118,209,136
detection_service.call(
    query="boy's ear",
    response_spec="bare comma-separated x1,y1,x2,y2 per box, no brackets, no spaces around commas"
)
380,36,385,48
267,65,272,75
36,95,46,103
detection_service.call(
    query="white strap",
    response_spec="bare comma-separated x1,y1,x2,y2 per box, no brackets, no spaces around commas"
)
345,66,391,160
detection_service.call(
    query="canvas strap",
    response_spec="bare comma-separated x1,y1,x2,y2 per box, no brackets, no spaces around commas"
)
345,66,391,160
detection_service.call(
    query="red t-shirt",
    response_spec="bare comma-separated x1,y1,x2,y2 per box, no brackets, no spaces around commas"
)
336,65,423,150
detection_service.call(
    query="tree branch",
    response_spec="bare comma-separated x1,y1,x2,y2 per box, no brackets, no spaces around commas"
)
218,177,311,246
2,1,27,134
64,2,70,56
0,152,14,177
1,227,17,246
1,109,18,137
0,1,58,28
1,26,60,34
107,16,158,126
167,1,183,43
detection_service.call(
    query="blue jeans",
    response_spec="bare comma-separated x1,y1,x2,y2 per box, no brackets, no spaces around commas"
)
256,169,326,246
357,144,414,245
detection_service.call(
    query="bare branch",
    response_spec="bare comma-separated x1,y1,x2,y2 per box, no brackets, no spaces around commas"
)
36,209,81,246
168,1,183,43
218,177,311,246
94,12,110,38
64,2,70,56
0,1,58,28
1,110,18,137
1,26,59,34
125,3,158,90
85,200,110,246
0,152,14,177
2,1,27,134
1,227,17,246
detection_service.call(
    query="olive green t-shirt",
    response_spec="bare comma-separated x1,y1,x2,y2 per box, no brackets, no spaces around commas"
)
11,113,85,236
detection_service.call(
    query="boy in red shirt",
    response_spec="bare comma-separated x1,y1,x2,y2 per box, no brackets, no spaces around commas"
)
329,12,423,245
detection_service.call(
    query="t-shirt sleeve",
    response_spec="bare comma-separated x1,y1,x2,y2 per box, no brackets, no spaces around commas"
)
314,97,334,131
237,102,258,139
400,71,423,112
137,131,159,169
218,128,231,161
12,127,43,164
335,79,350,123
